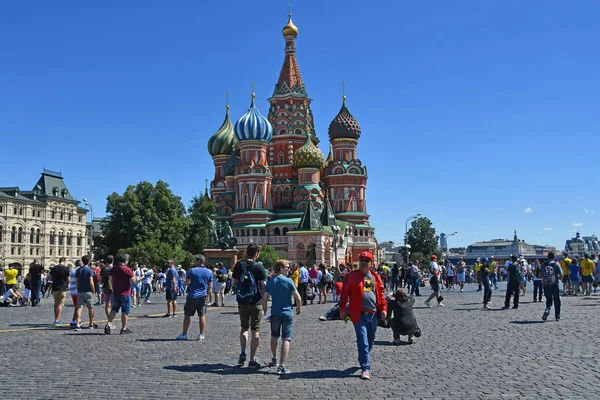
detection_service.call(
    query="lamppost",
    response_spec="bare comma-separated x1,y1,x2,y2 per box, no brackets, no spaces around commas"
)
445,231,458,259
404,214,421,266
331,224,339,268
82,198,93,261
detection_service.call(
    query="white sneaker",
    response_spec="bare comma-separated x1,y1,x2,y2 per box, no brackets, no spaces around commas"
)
197,334,205,341
424,301,431,308
438,302,445,307
175,333,188,340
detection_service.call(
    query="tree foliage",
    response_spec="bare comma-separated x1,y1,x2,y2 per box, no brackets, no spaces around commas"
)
241,244,280,269
119,239,194,269
102,181,188,256
406,217,440,260
185,192,218,255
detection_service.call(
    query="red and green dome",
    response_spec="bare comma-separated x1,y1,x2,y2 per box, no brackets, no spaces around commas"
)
328,98,361,140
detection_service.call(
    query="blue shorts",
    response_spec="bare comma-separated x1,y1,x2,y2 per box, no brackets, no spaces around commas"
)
270,314,294,341
583,276,594,283
571,278,580,285
131,284,142,293
112,295,131,315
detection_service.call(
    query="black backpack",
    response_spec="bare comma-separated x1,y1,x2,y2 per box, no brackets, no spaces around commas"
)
236,261,260,304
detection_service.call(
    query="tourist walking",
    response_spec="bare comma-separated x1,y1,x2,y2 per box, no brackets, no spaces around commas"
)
74,255,97,330
212,262,227,307
541,252,563,321
104,254,143,334
425,255,444,307
262,260,301,374
532,259,543,302
456,257,466,292
339,251,387,380
503,255,520,309
142,267,154,303
131,263,143,307
409,261,420,296
231,243,267,367
298,263,309,306
569,258,580,295
164,260,178,318
580,253,595,296
481,258,492,310
489,256,498,289
100,256,114,319
49,258,70,326
317,264,331,304
29,260,44,306
69,260,82,327
176,255,213,341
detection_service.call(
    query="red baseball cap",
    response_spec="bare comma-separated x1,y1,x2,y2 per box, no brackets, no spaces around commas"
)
359,251,374,262
431,255,437,260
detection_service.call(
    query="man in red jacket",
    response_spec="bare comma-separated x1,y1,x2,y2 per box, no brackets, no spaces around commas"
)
339,251,387,380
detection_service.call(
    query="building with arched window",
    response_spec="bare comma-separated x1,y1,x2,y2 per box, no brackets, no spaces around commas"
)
206,15,377,263
0,169,88,273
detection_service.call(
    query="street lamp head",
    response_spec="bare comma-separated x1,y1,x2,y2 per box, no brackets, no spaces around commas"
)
82,198,88,202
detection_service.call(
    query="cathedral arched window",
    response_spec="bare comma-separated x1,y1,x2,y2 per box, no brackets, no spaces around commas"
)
30,228,34,244
274,227,281,236
36,229,40,244
282,227,289,236
295,129,302,135
279,152,285,164
260,229,265,236
280,129,287,135
252,229,258,236
58,231,64,246
17,227,23,243
50,231,56,245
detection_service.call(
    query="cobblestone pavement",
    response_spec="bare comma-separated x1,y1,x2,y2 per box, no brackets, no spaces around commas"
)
2,282,600,400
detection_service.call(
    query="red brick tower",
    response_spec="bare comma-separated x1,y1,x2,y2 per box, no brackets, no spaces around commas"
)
267,14,319,210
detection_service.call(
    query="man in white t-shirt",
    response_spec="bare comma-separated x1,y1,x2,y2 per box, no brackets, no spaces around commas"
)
425,255,444,307
142,268,154,303
2,287,23,306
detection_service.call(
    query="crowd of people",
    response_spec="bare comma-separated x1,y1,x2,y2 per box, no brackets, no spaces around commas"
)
1,246,599,380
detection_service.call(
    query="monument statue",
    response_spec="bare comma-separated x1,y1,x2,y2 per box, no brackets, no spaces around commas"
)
207,217,219,246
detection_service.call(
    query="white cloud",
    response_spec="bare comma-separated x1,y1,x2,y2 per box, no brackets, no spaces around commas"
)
584,208,589,213
543,228,552,231
475,232,479,235
524,207,533,213
572,222,584,227
569,229,577,233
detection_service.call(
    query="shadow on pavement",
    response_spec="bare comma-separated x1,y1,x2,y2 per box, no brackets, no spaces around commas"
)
164,363,271,375
572,303,599,307
138,338,179,342
279,366,360,379
509,320,545,325
374,340,414,346
9,323,51,327
63,332,106,336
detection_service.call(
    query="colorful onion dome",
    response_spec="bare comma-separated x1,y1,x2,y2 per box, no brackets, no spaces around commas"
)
234,95,273,142
293,132,325,169
208,106,237,157
222,147,240,176
282,14,298,37
328,97,361,140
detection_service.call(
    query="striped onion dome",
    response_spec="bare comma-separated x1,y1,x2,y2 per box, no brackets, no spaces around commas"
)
208,106,237,157
292,132,324,169
234,95,273,143
328,97,361,140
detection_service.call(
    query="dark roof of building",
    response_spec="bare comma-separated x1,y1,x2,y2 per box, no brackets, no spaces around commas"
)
295,201,323,231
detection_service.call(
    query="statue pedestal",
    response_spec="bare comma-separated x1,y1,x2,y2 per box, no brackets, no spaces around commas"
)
203,248,239,269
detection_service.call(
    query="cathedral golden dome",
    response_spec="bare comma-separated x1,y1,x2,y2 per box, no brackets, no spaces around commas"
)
282,14,298,37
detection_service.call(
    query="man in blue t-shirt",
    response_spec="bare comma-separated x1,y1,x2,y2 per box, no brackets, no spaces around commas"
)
74,255,97,330
262,260,301,375
176,255,213,341
164,260,179,318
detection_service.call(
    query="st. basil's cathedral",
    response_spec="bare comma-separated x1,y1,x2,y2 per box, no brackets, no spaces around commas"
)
207,14,378,266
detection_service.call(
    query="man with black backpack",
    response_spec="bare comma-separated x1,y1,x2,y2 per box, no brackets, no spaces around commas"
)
231,243,267,368
541,251,563,322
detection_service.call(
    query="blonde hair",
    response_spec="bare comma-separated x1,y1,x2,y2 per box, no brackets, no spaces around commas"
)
274,260,289,274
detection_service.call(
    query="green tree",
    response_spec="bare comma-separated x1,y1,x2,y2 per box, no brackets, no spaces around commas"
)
185,192,218,255
102,180,188,255
119,239,194,269
406,217,440,260
240,244,280,269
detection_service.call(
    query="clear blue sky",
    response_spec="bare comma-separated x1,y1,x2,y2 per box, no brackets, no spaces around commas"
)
2,0,599,249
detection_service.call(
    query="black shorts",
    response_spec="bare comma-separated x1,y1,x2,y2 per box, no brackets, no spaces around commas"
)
430,277,440,293
184,296,207,317
166,290,178,301
562,276,570,284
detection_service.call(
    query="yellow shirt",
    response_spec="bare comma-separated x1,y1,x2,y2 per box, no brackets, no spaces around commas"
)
4,268,18,285
474,263,481,272
559,258,572,275
290,269,299,287
381,266,390,276
581,259,594,277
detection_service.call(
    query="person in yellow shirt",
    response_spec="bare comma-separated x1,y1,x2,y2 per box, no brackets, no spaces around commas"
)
289,263,299,287
580,253,595,296
559,252,572,296
474,259,482,291
4,265,19,290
